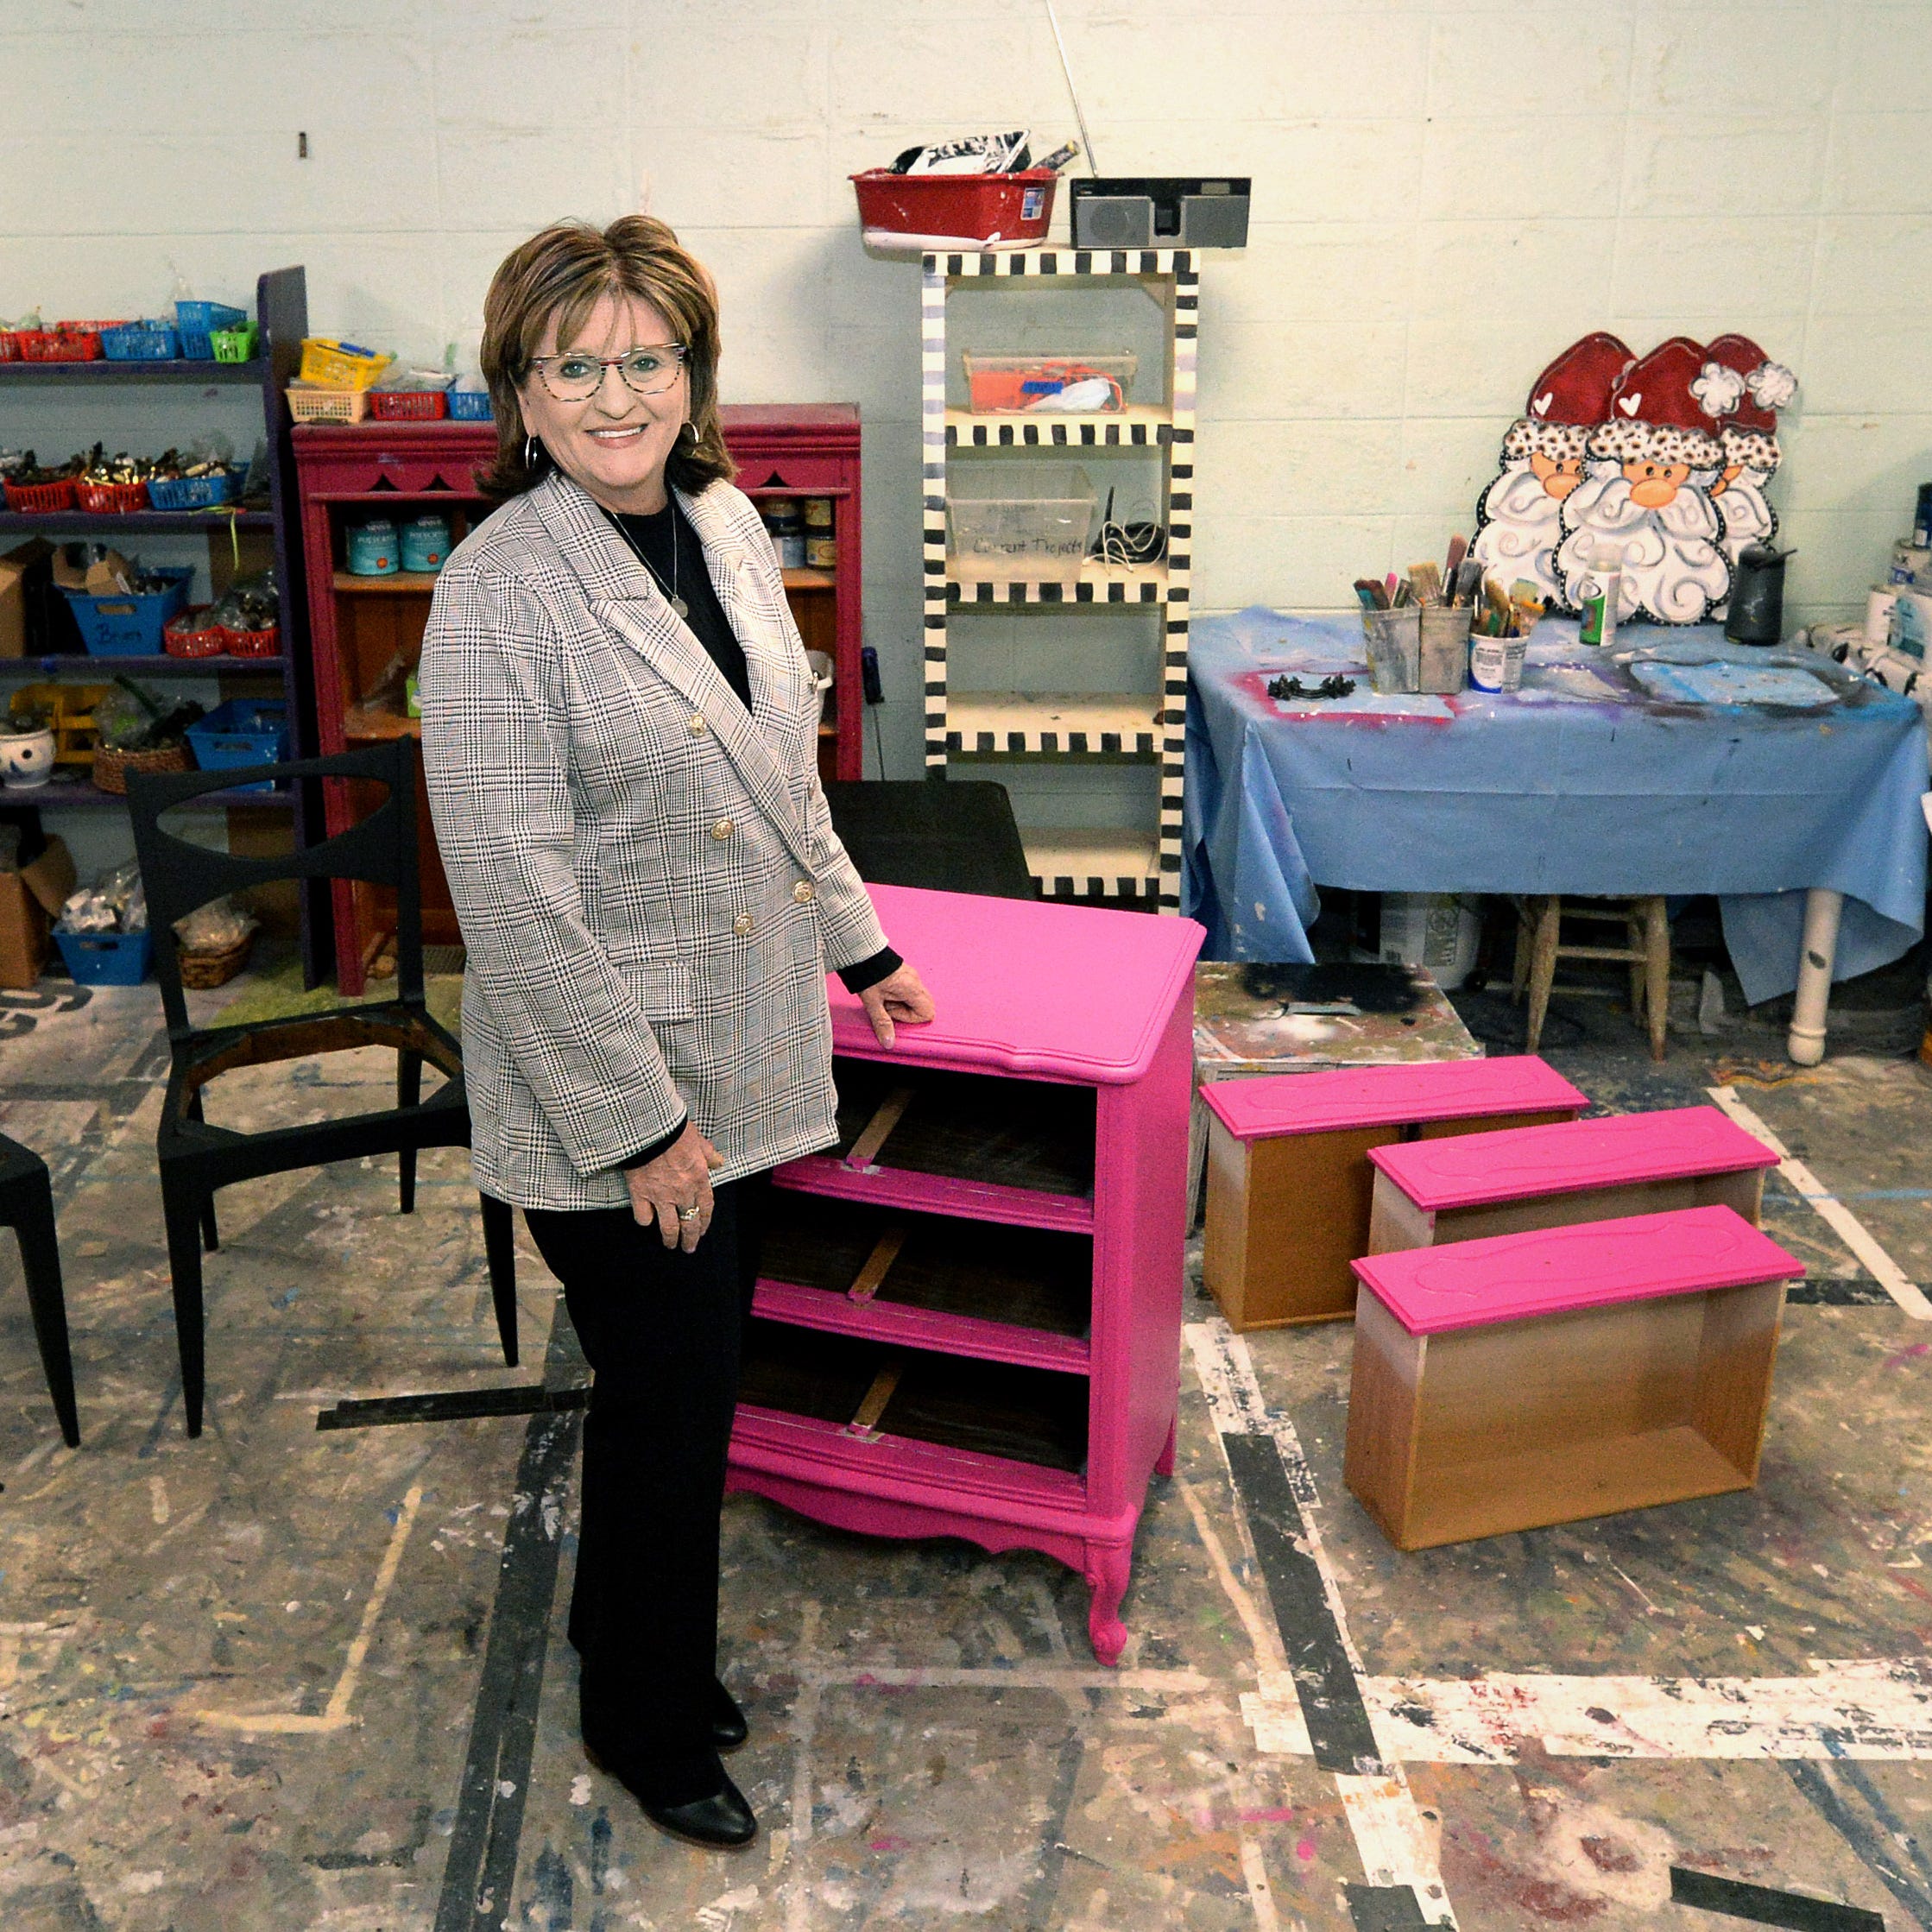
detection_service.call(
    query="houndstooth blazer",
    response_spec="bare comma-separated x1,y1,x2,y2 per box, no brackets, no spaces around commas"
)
418,469,890,1210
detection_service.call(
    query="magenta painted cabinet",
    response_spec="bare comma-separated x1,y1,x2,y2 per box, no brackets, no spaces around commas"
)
729,883,1204,1663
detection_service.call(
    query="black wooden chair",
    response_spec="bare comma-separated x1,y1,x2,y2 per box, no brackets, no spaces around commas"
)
0,1134,80,1448
125,739,517,1437
823,780,1035,900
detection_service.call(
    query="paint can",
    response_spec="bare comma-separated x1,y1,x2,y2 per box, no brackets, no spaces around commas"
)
1577,542,1623,647
1468,633,1526,692
804,496,837,570
1361,607,1420,693
761,496,805,570
1891,586,1932,660
1866,584,1901,644
1889,540,1932,590
347,519,400,576
1417,604,1471,694
1913,480,1932,547
401,514,451,575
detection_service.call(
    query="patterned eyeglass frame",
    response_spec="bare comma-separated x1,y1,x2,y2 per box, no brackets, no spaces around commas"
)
528,343,689,401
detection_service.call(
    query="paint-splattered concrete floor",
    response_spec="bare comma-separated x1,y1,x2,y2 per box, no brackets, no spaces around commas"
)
1,957,1930,1930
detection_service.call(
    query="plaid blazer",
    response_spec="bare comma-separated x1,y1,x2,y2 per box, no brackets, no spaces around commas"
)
419,470,889,1210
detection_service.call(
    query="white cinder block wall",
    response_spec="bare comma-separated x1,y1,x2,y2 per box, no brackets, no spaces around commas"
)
6,0,1928,780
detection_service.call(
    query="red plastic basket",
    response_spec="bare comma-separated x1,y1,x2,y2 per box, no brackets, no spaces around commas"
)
19,320,125,362
366,390,448,420
164,606,228,659
74,477,151,515
218,622,280,659
0,332,17,363
3,477,76,513
850,169,1058,246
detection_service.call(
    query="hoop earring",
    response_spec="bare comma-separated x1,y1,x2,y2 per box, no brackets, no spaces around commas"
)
524,434,541,470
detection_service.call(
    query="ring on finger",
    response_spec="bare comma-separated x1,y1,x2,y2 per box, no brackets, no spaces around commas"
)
677,1203,703,1222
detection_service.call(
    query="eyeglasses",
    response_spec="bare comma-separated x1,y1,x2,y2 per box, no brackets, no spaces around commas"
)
529,343,688,402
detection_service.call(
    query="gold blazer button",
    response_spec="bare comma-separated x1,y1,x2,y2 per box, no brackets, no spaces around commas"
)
710,818,734,841
732,912,754,937
687,714,708,736
792,880,816,904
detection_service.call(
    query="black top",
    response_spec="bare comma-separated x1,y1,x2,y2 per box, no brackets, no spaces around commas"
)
601,499,899,1175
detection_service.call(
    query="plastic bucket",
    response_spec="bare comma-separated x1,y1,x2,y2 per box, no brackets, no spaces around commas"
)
852,170,1058,246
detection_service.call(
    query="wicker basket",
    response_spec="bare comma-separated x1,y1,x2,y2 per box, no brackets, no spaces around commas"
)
92,741,191,794
177,931,254,988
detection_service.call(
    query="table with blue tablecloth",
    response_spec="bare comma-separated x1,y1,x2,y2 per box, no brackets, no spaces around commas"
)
1184,609,1929,1060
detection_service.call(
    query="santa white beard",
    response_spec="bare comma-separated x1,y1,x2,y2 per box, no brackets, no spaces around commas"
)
1556,466,1732,625
1471,464,1565,604
1716,468,1778,564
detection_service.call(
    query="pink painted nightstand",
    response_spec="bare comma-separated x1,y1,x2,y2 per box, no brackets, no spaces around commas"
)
729,883,1204,1664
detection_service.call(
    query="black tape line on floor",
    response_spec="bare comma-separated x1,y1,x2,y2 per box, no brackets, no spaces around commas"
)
1346,1882,1432,1931
433,1400,580,1932
317,1385,590,1430
1220,1431,1385,1776
1670,1866,1885,1929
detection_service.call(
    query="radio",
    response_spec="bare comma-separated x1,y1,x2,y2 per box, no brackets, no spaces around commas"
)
1068,176,1251,250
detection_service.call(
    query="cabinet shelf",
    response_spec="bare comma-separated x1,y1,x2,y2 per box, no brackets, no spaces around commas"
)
945,692,1160,761
341,705,420,742
0,358,268,385
332,570,442,594
1024,830,1162,902
946,560,1168,606
945,406,1172,449
0,654,285,677
0,509,276,539
14,777,294,810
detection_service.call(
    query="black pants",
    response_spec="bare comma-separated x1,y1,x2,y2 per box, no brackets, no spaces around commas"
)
525,1172,769,1803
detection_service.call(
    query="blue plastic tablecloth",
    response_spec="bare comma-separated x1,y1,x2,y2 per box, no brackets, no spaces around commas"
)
1184,609,1929,1005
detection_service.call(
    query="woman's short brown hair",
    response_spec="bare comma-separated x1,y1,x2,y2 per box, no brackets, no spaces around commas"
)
477,215,734,502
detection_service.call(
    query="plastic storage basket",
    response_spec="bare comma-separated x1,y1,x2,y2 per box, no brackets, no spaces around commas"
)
147,468,242,512
3,477,75,513
962,351,1137,414
74,478,151,514
176,300,249,359
287,382,369,424
164,607,227,660
100,321,180,361
366,389,448,420
210,321,257,363
186,699,289,792
54,927,153,987
299,338,392,388
63,565,193,655
446,389,493,420
19,322,124,362
850,169,1058,247
945,464,1097,577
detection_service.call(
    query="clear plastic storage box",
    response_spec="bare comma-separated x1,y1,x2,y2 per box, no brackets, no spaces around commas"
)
961,351,1137,414
946,465,1098,577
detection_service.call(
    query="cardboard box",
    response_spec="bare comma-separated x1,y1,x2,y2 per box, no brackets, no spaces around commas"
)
0,835,78,988
0,540,52,658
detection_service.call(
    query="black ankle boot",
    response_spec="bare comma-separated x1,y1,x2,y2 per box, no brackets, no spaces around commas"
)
711,1678,748,1752
641,1773,757,1850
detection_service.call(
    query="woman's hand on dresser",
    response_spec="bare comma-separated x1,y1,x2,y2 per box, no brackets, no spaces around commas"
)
625,1121,727,1252
858,962,936,1049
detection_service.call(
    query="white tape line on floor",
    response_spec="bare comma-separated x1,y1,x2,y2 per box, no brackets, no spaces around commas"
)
1708,1083,1932,1320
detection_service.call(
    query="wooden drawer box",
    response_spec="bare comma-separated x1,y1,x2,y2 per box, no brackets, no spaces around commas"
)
1201,1057,1588,1331
1367,1105,1779,1256
1345,1205,1803,1550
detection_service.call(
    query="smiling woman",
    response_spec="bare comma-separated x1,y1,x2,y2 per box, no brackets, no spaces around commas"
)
417,215,932,1853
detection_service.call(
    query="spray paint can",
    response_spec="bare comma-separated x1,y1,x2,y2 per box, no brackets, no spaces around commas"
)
1913,481,1932,547
1577,542,1623,647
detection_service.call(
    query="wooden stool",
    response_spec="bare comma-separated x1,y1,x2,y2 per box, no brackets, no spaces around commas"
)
1514,895,1670,1061
1201,1057,1588,1331
1345,1204,1802,1550
1367,1105,1779,1255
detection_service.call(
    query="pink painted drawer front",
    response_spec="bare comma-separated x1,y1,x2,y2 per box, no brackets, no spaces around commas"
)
1367,1106,1778,1213
1201,1055,1587,1142
827,884,1204,1085
1352,1204,1804,1336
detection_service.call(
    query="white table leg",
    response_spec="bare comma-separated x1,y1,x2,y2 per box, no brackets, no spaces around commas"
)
1787,887,1843,1066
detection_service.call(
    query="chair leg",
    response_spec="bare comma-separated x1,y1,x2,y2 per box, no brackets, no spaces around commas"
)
1525,896,1562,1054
1626,910,1646,1022
184,1092,219,1252
397,1051,423,1215
479,1191,519,1367
161,1180,210,1438
8,1176,79,1449
1644,896,1671,1063
1511,903,1532,1005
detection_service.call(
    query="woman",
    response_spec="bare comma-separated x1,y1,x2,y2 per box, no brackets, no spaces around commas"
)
419,216,933,1850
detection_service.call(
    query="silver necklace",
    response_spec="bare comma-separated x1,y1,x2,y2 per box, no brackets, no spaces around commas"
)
607,503,686,620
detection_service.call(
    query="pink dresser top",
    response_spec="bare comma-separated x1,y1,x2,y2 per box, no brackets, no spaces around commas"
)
1367,1106,1778,1211
827,884,1204,1084
1200,1056,1587,1142
1352,1204,1804,1335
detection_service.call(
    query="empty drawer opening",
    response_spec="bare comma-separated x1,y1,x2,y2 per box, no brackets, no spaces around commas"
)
830,1057,1095,1199
739,1320,1089,1474
761,1190,1092,1340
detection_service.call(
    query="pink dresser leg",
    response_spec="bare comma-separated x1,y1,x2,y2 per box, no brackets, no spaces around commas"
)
1084,1543,1132,1664
1154,1415,1178,1478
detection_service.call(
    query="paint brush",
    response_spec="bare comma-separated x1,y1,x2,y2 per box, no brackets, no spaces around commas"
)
1409,561,1444,606
1443,533,1468,589
1353,577,1389,610
1454,557,1484,608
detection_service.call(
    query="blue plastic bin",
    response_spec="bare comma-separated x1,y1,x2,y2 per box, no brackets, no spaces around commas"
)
147,468,242,512
446,389,494,420
185,699,288,793
101,321,180,361
175,300,249,360
64,567,193,656
55,927,154,987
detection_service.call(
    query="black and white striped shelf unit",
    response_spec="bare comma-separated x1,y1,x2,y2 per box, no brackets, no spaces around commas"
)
921,247,1197,914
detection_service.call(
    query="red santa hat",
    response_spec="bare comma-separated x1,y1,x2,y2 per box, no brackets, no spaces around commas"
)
1502,331,1634,461
1590,337,1726,467
1695,332,1796,471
